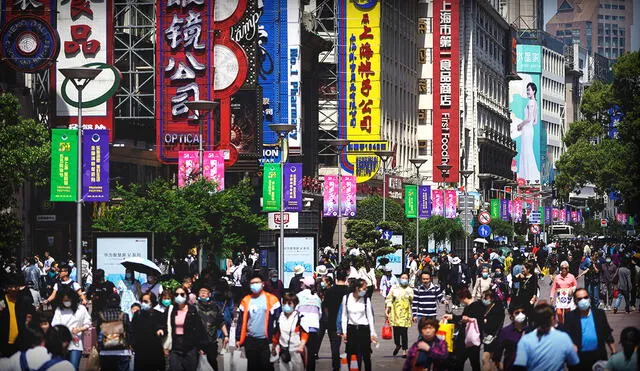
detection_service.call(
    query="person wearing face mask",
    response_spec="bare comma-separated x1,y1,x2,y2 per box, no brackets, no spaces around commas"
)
341,278,377,371
264,270,284,299
86,269,116,322
385,272,414,357
194,283,229,370
295,276,322,371
236,273,281,371
162,286,207,371
379,266,399,298
600,255,619,310
549,261,577,324
412,272,446,323
613,257,632,314
155,290,173,314
96,293,131,371
130,292,165,371
403,318,448,371
43,265,86,308
442,287,486,371
271,292,308,371
479,291,505,371
116,268,141,319
512,261,538,315
491,304,530,371
50,287,91,370
563,288,616,369
473,267,493,301
141,273,163,300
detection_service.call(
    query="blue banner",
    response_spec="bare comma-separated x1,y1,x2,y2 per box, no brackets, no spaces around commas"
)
283,163,302,211
500,199,509,221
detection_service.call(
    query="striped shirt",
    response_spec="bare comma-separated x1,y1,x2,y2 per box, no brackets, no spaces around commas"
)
412,283,444,317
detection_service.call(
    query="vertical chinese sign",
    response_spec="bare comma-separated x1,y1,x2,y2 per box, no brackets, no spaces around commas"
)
431,189,444,217
337,0,385,183
262,163,281,212
418,185,432,218
156,0,215,163
500,199,509,221
444,190,457,219
50,129,78,202
283,163,302,212
405,185,417,219
323,175,339,217
432,0,460,182
490,199,500,220
341,175,357,217
56,0,115,139
203,151,225,191
82,130,109,201
178,151,199,188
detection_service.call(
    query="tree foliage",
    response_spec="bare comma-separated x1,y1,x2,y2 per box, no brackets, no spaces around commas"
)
93,178,267,259
419,216,465,248
0,94,50,252
555,52,640,214
488,218,514,237
344,219,402,259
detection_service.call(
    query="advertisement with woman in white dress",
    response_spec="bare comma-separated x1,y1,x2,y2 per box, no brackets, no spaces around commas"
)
510,74,542,184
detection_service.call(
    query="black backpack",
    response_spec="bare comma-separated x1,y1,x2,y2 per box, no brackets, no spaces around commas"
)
240,265,252,286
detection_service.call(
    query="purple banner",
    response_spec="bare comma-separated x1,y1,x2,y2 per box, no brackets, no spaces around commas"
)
545,207,553,225
577,210,583,223
500,199,509,221
82,129,109,201
432,189,444,216
566,207,572,223
323,175,338,217
341,175,357,217
418,185,431,218
283,163,302,211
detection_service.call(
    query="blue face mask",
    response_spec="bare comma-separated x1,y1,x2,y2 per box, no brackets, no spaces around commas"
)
320,281,327,289
161,299,172,307
125,273,133,279
482,273,489,279
197,296,210,302
578,298,590,311
358,290,366,297
399,279,409,286
282,304,293,313
250,283,262,294
141,302,152,311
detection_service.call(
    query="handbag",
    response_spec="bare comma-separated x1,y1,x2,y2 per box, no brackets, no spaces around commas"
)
82,326,97,354
100,313,126,349
381,319,392,340
196,354,215,371
436,320,454,352
464,319,481,348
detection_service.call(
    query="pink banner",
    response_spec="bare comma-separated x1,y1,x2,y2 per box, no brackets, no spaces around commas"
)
431,189,444,217
552,208,560,220
341,175,357,217
203,151,225,191
560,209,567,223
571,211,578,223
444,190,457,218
323,175,338,217
616,213,628,224
178,151,199,188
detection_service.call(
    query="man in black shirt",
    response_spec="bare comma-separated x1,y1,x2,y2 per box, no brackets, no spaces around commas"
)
323,269,351,371
86,269,116,321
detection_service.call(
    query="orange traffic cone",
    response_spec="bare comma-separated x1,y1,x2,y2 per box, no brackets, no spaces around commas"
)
339,353,349,371
349,354,359,371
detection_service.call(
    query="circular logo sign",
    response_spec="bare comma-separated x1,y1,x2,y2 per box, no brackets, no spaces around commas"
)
0,16,60,73
351,0,378,10
61,63,121,108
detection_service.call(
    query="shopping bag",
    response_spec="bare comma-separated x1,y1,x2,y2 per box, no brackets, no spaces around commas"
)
85,347,100,371
224,347,248,371
464,319,481,347
82,326,98,354
613,288,619,299
436,320,454,352
196,354,215,371
381,320,392,340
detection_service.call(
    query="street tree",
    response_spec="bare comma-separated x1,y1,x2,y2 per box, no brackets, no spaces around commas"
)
0,94,50,253
420,216,465,250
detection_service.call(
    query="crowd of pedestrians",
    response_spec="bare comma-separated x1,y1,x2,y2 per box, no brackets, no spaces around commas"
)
0,237,639,370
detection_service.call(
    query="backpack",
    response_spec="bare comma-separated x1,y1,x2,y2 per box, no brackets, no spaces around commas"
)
240,265,252,286
99,312,126,349
20,352,64,371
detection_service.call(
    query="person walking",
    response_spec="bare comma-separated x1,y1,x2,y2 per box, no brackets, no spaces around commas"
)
412,272,446,322
265,270,285,300
116,268,141,318
296,276,322,371
0,273,35,357
131,292,165,371
43,264,86,307
271,292,308,371
379,267,398,298
288,265,305,294
236,273,281,371
86,269,116,322
479,290,505,371
512,261,538,315
194,282,229,370
50,286,91,370
442,287,485,371
513,303,579,370
323,269,350,371
613,257,633,314
96,293,131,371
341,278,377,371
563,288,616,369
600,255,619,310
579,253,601,309
402,318,448,371
549,260,577,324
491,303,529,371
385,272,414,357
473,267,492,301
448,256,470,308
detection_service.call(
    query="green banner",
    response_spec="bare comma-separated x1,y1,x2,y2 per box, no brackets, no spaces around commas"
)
405,185,417,219
539,206,545,225
490,199,500,219
262,163,281,211
50,129,78,202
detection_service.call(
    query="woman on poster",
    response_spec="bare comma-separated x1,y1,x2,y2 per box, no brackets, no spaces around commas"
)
517,82,540,183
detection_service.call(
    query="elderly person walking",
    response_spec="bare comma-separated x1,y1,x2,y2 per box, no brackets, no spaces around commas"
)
385,272,414,357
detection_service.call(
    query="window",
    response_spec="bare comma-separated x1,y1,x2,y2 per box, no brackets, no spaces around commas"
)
418,78,432,94
418,140,432,156
620,5,625,10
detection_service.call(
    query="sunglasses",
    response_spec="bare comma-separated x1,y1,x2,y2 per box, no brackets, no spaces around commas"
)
175,293,186,297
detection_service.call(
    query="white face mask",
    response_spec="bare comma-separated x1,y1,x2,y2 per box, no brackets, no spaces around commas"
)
63,301,72,308
514,313,526,323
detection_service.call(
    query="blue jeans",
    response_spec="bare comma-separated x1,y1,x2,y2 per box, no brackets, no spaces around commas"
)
68,350,82,370
614,290,630,312
586,280,600,308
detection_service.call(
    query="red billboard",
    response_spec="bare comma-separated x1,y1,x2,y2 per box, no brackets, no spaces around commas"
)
432,0,460,182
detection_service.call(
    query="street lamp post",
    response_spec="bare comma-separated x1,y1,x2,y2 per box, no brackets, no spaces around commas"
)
59,67,102,288
459,169,474,264
184,100,218,273
324,139,350,263
409,158,427,254
269,124,296,282
374,150,394,222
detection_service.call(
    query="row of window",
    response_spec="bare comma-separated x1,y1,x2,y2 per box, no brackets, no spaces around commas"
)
597,36,626,48
598,47,626,59
544,119,563,139
543,49,565,77
417,139,433,156
598,14,625,21
476,62,508,108
600,3,626,10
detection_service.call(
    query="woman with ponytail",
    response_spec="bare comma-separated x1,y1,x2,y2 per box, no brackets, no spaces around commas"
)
605,327,639,371
512,302,579,370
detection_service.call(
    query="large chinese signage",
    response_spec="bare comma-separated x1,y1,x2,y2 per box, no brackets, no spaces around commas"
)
156,0,249,164
56,0,116,139
337,0,386,183
432,0,460,182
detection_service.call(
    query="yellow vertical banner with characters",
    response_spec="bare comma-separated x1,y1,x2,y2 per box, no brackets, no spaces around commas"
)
339,0,387,183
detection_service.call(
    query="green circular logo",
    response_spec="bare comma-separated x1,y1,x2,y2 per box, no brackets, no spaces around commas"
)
61,63,121,108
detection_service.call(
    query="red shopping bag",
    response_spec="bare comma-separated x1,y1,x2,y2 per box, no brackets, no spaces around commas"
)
613,288,619,299
381,320,392,340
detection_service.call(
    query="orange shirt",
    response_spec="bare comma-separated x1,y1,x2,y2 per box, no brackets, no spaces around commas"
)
6,295,18,344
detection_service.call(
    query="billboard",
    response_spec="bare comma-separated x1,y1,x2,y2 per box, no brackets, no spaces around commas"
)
95,234,151,284
510,45,544,185
337,0,385,183
432,0,460,182
280,236,315,288
55,0,116,139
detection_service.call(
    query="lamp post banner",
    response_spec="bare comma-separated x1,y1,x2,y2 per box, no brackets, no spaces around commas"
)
418,185,431,218
283,163,302,211
203,151,225,191
405,185,418,218
500,199,509,221
50,128,78,202
490,199,500,219
341,175,357,217
262,163,281,212
178,151,200,188
431,189,444,217
323,175,339,217
544,207,552,225
445,190,457,219
82,129,109,201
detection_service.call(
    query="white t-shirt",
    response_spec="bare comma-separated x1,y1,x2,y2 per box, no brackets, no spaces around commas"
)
341,293,376,337
53,279,81,293
51,305,91,352
141,281,163,298
0,347,74,371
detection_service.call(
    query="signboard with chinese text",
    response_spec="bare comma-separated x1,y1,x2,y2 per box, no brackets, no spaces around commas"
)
82,129,109,201
262,163,281,211
418,185,432,218
178,151,200,188
445,190,457,219
50,129,78,202
432,0,460,182
405,185,417,218
341,175,357,217
95,234,150,284
431,189,444,217
55,0,115,138
337,0,384,183
323,175,338,217
280,236,315,288
283,163,302,212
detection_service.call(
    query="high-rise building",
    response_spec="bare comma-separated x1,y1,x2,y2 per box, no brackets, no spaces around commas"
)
546,0,633,59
